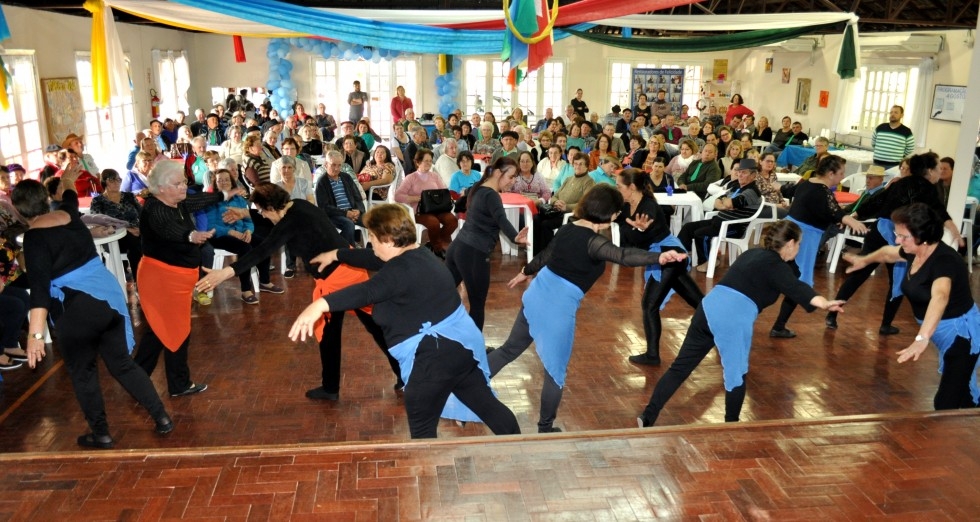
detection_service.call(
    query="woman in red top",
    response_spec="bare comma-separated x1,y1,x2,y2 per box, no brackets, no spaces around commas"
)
725,94,754,126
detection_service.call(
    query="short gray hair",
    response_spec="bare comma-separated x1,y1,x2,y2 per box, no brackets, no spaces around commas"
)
280,155,296,168
326,150,344,163
147,159,184,194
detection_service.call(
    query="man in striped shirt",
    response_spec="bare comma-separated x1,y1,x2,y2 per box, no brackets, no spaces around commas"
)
872,105,915,169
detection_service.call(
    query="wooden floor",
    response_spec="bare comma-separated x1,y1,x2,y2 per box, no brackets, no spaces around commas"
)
1,247,979,520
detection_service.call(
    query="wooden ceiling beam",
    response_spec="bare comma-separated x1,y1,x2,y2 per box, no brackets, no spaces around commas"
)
888,0,913,20
815,0,843,12
952,1,976,24
859,17,976,28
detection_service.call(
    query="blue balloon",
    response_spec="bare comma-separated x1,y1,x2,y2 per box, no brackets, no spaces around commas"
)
280,79,293,89
352,45,363,54
372,54,382,64
343,50,354,60
276,48,287,58
453,57,462,68
278,98,289,110
282,60,293,72
389,50,400,58
268,71,281,82
449,79,460,89
435,76,446,88
330,46,340,58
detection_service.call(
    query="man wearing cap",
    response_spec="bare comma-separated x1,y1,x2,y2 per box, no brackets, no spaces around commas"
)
603,105,622,128
333,121,368,155
62,133,99,174
616,108,633,135
844,165,888,219
201,113,224,146
491,130,521,164
872,105,914,169
678,158,762,271
225,111,246,140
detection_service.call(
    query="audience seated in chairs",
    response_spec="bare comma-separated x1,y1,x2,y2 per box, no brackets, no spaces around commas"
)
90,169,144,278
675,143,722,200
395,148,457,258
359,145,397,204
316,150,366,245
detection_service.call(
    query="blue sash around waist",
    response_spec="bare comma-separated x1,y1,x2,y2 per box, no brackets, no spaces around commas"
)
877,218,906,299
388,304,491,422
643,234,688,311
51,257,135,353
787,216,823,286
921,305,980,404
522,267,585,388
702,285,758,391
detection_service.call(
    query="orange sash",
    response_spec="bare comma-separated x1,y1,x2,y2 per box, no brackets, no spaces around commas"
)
312,264,373,342
137,256,196,352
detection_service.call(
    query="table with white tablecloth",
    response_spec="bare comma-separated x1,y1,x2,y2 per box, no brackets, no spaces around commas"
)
655,192,704,234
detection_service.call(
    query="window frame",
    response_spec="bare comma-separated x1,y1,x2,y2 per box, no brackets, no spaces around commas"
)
463,58,567,126
0,50,45,177
74,51,137,171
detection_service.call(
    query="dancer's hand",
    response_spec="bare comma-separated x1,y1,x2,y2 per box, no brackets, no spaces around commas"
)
507,271,531,288
842,253,867,273
288,300,330,342
309,250,339,272
896,337,929,363
659,251,687,265
514,226,529,245
626,213,653,232
195,266,234,293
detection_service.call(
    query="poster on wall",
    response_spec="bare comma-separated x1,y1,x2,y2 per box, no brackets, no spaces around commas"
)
713,59,728,84
631,68,684,116
930,84,966,122
40,78,85,146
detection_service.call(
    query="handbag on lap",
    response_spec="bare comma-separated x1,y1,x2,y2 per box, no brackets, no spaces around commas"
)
418,189,453,214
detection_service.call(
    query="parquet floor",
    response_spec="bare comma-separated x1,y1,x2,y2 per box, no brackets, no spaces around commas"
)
1,247,979,520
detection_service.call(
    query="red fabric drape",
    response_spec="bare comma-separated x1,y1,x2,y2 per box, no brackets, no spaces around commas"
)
438,0,700,30
233,35,246,62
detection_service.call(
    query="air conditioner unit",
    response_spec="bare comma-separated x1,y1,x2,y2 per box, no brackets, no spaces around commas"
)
860,34,944,54
764,38,820,53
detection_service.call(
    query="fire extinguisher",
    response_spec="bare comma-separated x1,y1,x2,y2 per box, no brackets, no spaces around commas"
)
150,88,161,119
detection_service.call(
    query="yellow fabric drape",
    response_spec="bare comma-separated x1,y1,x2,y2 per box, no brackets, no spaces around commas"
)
0,56,10,111
83,0,110,107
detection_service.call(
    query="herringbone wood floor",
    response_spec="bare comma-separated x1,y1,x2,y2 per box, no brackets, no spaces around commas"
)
1,248,978,520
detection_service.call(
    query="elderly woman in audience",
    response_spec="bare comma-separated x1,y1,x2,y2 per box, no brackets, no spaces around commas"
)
341,135,367,174
197,184,402,401
271,137,312,184
538,145,572,192
358,145,397,202
277,156,315,277
639,220,845,427
641,137,670,173
287,204,518,438
623,135,649,170
534,152,597,254
768,156,868,339
56,149,102,198
434,138,461,186
565,121,585,151
448,151,481,200
220,125,245,165
123,151,153,194
589,134,617,170
845,203,980,410
243,135,272,187
794,136,832,176
90,169,143,277
261,129,281,164
171,125,194,157
459,121,477,151
616,168,702,366
395,148,457,257
15,179,173,449
446,158,528,329
491,184,687,433
473,122,501,157
827,152,964,333
509,151,551,202
665,138,698,177
134,161,234,398
390,121,411,164
300,124,323,157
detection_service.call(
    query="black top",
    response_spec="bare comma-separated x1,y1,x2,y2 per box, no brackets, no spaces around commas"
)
771,128,793,148
571,98,589,118
231,199,350,279
788,181,847,230
327,247,461,346
23,212,98,309
616,196,669,248
877,175,952,222
455,186,520,254
717,248,818,313
524,223,664,293
900,242,973,320
140,192,224,268
752,127,773,143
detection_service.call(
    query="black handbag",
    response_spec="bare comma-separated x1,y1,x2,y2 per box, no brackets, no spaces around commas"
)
418,189,453,214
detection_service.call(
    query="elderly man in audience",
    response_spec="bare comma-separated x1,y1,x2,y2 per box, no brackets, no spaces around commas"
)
534,108,554,133
473,122,501,158
656,115,683,146
491,130,522,164
123,151,154,193
764,116,795,154
580,122,597,152
200,113,224,147
315,150,365,244
61,133,98,174
270,137,312,184
602,123,627,157
676,143,722,200
314,103,337,141
678,158,763,271
189,109,207,136
56,149,102,198
334,121,369,155
148,119,171,152
403,125,430,174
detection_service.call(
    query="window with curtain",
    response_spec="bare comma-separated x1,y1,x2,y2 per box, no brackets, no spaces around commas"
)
313,57,418,138
75,52,137,170
152,49,190,121
610,61,705,116
834,61,925,145
464,59,565,126
0,52,44,175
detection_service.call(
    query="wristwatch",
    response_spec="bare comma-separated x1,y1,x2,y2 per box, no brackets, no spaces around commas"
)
30,332,44,341
914,334,927,342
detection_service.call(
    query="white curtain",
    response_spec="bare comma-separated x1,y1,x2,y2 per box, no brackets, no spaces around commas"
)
908,57,935,148
153,49,190,119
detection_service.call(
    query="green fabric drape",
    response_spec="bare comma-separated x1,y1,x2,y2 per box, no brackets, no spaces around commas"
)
567,23,839,53
837,24,857,79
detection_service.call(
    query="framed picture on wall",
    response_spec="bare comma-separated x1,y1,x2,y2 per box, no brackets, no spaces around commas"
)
930,84,966,122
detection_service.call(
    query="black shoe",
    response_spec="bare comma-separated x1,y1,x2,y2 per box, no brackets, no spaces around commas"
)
485,346,496,354
879,325,900,335
537,426,562,433
155,415,174,435
306,386,339,401
769,328,797,339
259,283,285,294
637,414,653,428
825,314,838,330
77,433,114,449
283,269,296,279
628,353,661,366
170,383,207,397
394,380,405,394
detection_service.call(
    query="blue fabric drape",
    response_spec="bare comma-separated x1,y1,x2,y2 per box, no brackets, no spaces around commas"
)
703,285,758,392
0,4,10,41
920,306,980,404
643,234,687,311
787,216,823,286
50,257,135,353
171,0,591,55
876,218,906,299
522,267,585,388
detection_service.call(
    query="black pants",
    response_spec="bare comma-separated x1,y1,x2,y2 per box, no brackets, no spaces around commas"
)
677,218,722,265
533,212,567,256
404,335,519,438
120,231,142,280
58,292,167,436
133,328,192,396
935,337,980,410
445,240,492,330
488,307,565,431
642,307,748,424
209,235,271,290
0,291,27,348
640,260,705,358
318,308,401,394
829,227,903,327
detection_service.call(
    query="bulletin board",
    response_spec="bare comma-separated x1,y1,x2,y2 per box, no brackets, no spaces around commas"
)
40,77,85,146
930,84,966,123
631,68,684,115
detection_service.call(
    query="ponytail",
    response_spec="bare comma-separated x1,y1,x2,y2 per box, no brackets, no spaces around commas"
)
470,156,518,192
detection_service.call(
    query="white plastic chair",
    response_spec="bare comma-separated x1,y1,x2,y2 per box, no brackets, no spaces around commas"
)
212,249,261,297
705,203,773,279
963,197,978,272
397,203,426,246
827,218,876,274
